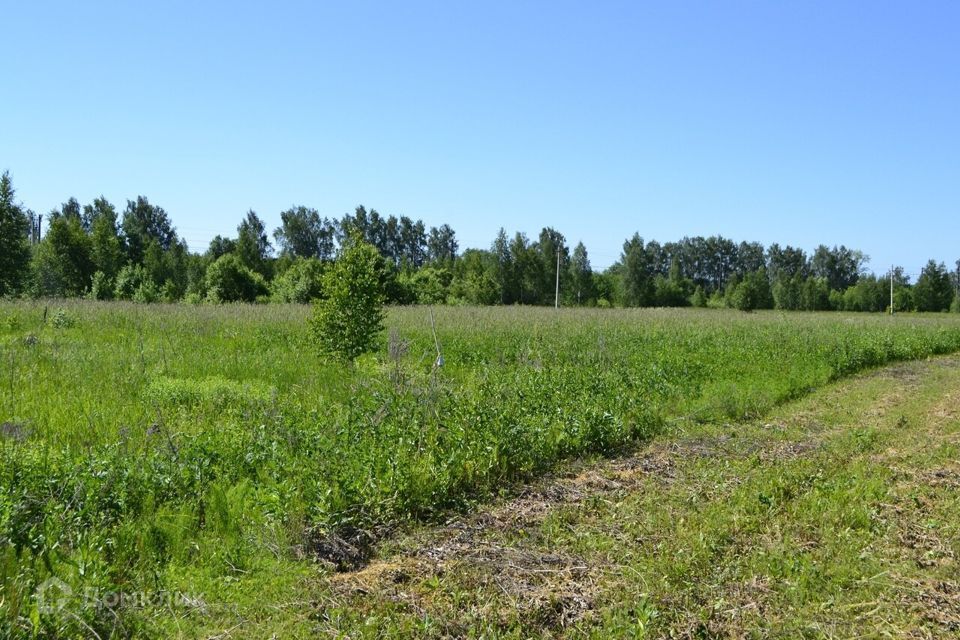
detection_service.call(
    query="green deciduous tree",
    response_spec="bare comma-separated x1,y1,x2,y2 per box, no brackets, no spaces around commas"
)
801,277,832,311
840,275,887,312
568,242,595,305
274,206,336,260
32,205,95,297
621,234,654,306
766,244,808,283
397,215,427,268
140,237,189,301
121,196,177,264
183,253,210,301
0,172,32,296
491,228,515,304
914,260,954,312
310,236,386,361
449,249,500,305
811,245,867,291
510,232,542,305
536,227,568,305
236,210,272,276
594,269,622,307
772,274,802,310
427,224,458,264
953,260,960,298
653,257,693,307
206,235,237,260
729,269,773,312
86,197,125,282
734,241,766,277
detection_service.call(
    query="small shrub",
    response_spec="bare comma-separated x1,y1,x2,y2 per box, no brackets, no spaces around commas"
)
690,285,707,308
310,237,386,361
707,290,726,309
828,289,844,311
50,308,75,329
160,279,182,303
89,271,114,301
114,264,153,301
132,281,161,304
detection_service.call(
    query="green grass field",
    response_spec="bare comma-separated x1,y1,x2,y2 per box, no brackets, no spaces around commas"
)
2,302,960,638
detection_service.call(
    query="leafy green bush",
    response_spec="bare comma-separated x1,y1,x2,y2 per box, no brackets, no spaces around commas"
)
205,254,268,303
828,289,844,311
400,265,452,304
893,285,914,312
133,281,160,303
270,258,326,303
114,264,152,300
653,275,691,307
729,270,772,311
89,270,114,301
160,279,182,303
113,264,164,303
840,275,887,312
689,285,707,308
310,238,386,361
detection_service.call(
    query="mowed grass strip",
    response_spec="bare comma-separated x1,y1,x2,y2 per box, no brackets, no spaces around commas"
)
300,356,960,639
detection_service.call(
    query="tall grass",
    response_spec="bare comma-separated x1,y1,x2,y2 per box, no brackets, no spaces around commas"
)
2,301,960,637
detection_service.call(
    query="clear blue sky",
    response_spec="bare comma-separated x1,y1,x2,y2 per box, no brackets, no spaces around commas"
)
3,1,958,275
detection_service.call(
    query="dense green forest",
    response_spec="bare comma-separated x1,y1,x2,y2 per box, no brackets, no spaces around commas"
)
1,171,958,312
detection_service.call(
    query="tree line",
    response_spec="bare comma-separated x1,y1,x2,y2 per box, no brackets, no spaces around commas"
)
1,171,958,312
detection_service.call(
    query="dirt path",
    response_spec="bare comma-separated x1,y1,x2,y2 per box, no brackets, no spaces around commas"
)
313,356,960,638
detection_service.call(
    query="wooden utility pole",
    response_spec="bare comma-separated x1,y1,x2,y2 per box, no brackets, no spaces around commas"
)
890,265,894,315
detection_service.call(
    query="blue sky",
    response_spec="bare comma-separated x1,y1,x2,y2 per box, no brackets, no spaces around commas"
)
3,1,958,275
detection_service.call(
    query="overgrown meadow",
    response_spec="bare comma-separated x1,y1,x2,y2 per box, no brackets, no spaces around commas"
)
2,302,960,637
